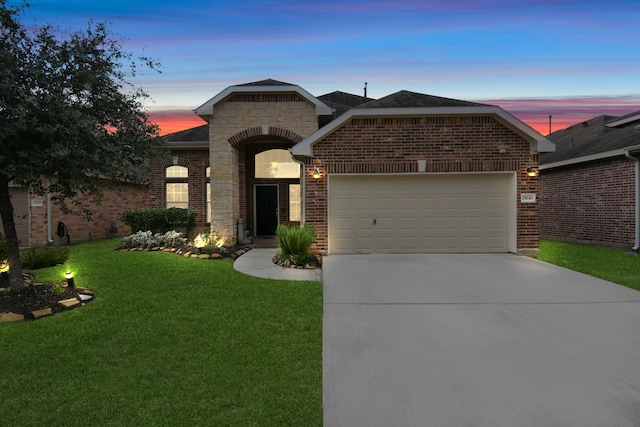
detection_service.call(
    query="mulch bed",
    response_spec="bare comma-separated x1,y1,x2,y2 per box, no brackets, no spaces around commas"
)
0,273,94,321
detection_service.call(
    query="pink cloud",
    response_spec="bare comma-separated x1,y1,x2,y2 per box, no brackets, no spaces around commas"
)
147,109,206,136
481,96,640,134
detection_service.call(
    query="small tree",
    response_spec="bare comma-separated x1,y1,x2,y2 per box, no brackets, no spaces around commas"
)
0,1,163,292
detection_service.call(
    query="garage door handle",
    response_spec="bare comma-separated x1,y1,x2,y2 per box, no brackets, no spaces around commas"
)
373,218,376,225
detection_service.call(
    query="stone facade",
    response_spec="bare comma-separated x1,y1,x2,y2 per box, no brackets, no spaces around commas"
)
540,157,636,248
208,94,319,241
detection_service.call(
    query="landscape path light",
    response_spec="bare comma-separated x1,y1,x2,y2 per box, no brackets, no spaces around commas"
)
65,271,75,288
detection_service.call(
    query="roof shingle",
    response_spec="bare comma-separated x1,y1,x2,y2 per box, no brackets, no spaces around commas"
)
358,90,490,109
541,112,640,165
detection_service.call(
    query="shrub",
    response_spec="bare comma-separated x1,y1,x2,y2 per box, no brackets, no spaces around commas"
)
276,224,316,265
20,247,69,269
121,208,197,236
121,230,186,248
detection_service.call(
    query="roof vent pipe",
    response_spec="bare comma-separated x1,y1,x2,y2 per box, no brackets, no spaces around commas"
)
624,149,640,251
364,82,367,98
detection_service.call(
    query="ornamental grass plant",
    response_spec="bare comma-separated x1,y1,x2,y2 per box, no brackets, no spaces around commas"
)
276,224,317,266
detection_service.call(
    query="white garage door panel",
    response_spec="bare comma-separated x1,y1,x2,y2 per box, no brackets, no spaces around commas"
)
329,174,510,254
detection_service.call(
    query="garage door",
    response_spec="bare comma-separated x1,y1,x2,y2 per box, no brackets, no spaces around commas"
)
329,174,511,253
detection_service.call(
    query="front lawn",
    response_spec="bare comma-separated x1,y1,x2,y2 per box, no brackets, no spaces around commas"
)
0,239,322,426
538,240,640,291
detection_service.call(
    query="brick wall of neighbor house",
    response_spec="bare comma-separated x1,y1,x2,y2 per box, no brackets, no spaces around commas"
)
148,149,210,230
304,115,540,253
540,157,636,248
29,182,148,246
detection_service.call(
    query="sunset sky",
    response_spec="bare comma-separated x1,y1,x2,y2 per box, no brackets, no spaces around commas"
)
19,0,640,135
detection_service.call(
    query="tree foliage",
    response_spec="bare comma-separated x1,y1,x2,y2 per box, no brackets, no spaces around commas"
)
0,0,163,291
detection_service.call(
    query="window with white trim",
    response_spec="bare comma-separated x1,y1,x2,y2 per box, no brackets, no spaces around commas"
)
165,165,188,209
255,149,300,178
289,184,301,221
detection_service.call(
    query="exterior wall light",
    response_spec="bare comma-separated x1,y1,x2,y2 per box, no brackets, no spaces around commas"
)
65,271,75,288
526,167,538,177
313,168,321,179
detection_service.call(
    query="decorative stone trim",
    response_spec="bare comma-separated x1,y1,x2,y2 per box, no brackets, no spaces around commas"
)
116,245,252,260
0,285,95,323
228,127,304,148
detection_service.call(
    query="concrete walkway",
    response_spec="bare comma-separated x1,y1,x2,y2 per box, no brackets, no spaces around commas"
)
233,248,321,282
323,253,640,427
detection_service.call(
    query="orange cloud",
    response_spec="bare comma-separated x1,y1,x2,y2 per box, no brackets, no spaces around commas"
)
147,110,207,136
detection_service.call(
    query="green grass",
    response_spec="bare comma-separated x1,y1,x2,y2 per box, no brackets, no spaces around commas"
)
0,239,322,426
538,240,640,291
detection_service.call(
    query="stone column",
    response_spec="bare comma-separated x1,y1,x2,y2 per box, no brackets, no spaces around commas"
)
210,130,239,244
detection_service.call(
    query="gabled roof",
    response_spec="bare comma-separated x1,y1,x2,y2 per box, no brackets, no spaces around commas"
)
318,91,374,108
605,110,640,128
162,124,208,149
317,91,375,117
540,111,640,168
236,79,295,87
291,91,555,157
358,90,489,109
194,79,333,119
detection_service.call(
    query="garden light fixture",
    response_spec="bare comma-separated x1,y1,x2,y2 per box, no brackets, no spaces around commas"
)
65,271,75,288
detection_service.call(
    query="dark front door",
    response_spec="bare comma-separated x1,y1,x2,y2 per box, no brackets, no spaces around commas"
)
255,185,278,235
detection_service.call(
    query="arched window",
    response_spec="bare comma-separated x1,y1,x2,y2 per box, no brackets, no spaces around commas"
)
255,149,300,178
165,165,188,209
166,165,188,178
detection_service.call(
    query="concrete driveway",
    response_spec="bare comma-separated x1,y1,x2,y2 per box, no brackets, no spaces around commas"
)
323,253,640,427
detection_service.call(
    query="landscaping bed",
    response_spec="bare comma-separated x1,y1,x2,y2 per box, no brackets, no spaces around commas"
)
0,273,94,321
0,238,322,426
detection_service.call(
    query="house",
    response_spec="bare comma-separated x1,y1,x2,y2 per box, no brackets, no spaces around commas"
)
2,182,148,247
540,111,640,250
153,79,554,255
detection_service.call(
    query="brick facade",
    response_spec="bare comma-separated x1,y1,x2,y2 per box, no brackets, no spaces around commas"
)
304,115,540,254
148,149,210,230
29,182,148,246
540,157,636,248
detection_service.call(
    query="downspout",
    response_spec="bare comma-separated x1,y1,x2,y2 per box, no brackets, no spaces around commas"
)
292,156,306,225
46,179,54,244
624,149,640,251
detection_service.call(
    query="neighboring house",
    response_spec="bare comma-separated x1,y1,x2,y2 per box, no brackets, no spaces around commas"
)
3,183,148,247
540,111,640,250
154,79,554,255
